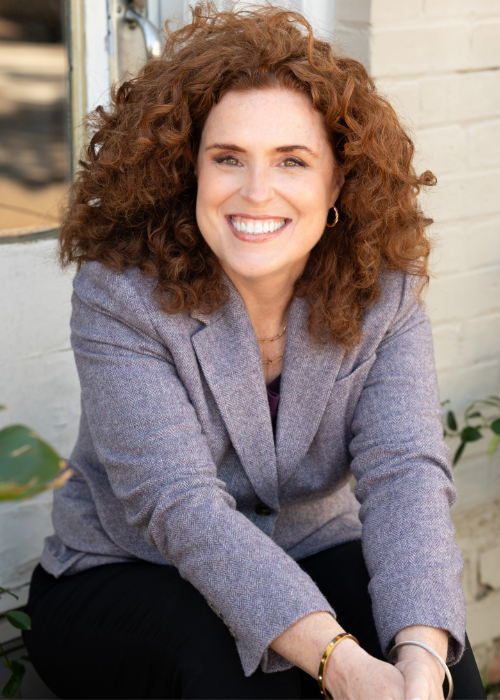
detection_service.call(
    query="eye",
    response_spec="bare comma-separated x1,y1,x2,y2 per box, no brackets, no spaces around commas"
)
215,155,240,166
282,157,306,168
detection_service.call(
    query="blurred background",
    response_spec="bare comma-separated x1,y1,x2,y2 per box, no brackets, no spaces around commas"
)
0,1,499,696
0,0,68,237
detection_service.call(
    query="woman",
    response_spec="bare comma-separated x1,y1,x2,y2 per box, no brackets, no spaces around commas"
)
23,4,485,699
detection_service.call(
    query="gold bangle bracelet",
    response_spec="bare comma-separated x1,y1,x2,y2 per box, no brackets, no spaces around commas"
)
317,632,360,699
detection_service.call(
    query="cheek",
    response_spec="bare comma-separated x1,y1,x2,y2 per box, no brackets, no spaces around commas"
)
290,179,331,221
286,179,331,250
196,170,216,211
196,173,215,241
197,167,236,211
196,174,222,238
195,171,232,255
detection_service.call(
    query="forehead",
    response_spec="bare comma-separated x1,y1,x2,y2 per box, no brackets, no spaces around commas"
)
200,88,331,148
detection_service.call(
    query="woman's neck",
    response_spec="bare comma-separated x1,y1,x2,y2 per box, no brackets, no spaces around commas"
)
221,262,304,384
222,265,296,338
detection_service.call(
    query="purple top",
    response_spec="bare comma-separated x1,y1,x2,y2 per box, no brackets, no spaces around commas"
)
266,374,281,428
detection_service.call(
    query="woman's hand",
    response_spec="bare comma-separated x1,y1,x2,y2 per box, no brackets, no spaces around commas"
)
271,613,405,699
393,625,449,700
325,639,406,700
271,616,448,700
395,657,444,700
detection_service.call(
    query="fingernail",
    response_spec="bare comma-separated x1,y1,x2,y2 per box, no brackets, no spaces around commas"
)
409,697,422,700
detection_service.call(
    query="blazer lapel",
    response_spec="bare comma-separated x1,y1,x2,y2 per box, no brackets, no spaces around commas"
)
191,285,279,510
276,296,346,485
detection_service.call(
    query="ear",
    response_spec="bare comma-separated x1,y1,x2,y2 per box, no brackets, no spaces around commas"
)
330,168,345,207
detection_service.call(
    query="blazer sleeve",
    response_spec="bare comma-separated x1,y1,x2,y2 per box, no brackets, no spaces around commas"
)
349,273,466,665
70,262,334,677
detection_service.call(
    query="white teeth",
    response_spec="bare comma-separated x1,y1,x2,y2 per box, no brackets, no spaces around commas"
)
231,218,286,234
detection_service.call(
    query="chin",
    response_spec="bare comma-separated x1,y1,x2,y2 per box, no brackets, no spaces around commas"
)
227,261,289,282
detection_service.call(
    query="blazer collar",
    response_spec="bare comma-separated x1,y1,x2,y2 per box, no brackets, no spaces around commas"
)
275,295,346,486
190,278,346,506
190,277,280,509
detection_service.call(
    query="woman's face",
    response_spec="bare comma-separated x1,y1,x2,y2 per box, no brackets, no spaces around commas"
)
196,88,343,286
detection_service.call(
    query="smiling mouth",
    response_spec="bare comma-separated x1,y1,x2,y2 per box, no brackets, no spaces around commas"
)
228,216,288,234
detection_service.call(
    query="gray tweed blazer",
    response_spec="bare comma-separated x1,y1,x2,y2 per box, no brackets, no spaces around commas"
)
41,262,465,677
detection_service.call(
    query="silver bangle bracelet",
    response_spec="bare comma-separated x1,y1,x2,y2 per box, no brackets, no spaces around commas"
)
388,640,454,700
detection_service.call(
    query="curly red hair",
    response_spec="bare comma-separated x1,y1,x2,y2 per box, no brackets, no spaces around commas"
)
60,2,435,346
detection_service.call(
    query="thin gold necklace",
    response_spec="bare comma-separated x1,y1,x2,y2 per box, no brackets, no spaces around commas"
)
262,354,284,365
257,324,287,343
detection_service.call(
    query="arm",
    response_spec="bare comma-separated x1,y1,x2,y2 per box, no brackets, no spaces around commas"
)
70,263,336,677
348,274,464,694
273,275,459,700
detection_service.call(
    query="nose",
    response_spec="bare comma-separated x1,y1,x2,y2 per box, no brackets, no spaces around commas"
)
239,165,274,205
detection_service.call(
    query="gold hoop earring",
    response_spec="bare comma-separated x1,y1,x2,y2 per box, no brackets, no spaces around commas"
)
326,206,339,228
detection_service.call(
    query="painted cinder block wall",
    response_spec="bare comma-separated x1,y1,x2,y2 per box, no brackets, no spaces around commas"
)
0,240,79,641
336,0,500,677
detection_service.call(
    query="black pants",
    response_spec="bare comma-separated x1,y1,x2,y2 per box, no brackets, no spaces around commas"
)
23,541,485,699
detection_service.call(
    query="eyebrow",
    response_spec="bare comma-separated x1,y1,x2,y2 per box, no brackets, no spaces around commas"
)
205,143,318,157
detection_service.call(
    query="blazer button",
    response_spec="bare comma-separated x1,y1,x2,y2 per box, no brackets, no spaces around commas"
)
254,502,274,516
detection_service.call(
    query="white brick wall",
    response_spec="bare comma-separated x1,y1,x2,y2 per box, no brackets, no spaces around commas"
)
1,0,498,675
336,0,500,677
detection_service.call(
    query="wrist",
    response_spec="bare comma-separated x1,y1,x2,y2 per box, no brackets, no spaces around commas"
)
324,638,367,693
396,644,446,683
393,625,449,685
395,625,449,661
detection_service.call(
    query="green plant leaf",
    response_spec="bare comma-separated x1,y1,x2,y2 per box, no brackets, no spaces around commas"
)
490,418,500,436
460,426,482,442
467,411,482,418
487,395,500,402
0,588,18,601
488,434,500,456
5,610,31,630
453,442,466,466
2,660,25,698
0,424,66,501
447,411,457,431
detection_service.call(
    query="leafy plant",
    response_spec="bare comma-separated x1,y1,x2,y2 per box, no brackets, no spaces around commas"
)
0,405,70,500
0,588,31,699
443,396,500,466
0,404,71,698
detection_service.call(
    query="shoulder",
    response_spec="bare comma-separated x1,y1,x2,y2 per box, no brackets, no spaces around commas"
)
365,269,425,326
73,261,157,310
355,269,428,356
378,268,421,312
71,262,195,341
